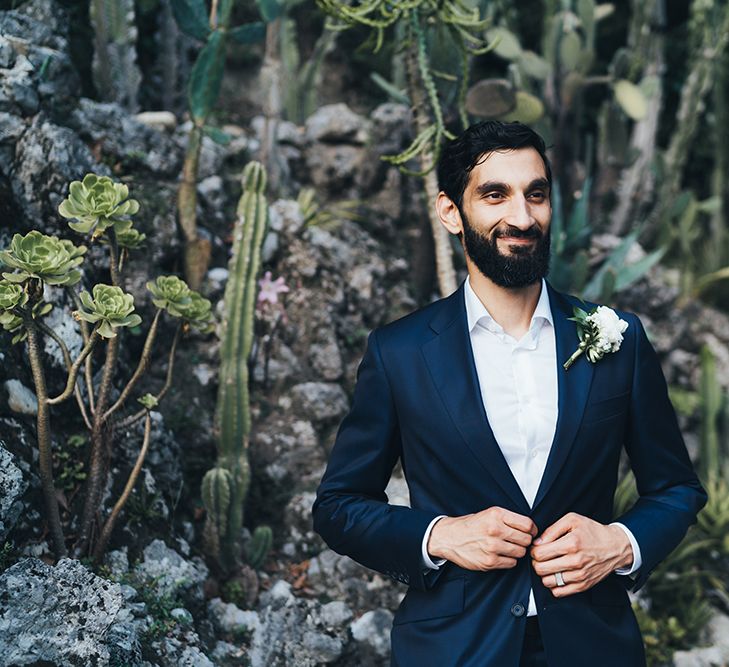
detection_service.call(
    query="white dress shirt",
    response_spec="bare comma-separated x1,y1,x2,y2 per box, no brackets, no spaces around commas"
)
420,274,641,616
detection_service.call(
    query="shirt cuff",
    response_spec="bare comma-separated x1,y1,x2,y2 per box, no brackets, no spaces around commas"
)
610,522,642,576
422,514,448,570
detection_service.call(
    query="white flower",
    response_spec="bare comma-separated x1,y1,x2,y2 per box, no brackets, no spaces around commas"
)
563,304,629,370
586,306,629,354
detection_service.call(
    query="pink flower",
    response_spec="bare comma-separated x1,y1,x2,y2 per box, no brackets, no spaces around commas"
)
257,271,290,304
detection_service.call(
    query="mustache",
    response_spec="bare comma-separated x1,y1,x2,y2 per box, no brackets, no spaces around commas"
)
494,226,542,240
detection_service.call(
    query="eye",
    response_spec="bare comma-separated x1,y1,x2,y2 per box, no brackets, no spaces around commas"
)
529,191,547,201
484,192,504,200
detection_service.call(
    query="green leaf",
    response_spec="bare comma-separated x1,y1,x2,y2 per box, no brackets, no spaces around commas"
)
170,0,210,41
229,21,266,44
595,3,615,21
559,31,581,71
497,91,544,124
256,0,284,22
203,125,232,145
370,72,410,105
466,78,516,117
614,79,647,121
614,246,667,291
518,51,551,80
485,27,522,60
189,31,227,122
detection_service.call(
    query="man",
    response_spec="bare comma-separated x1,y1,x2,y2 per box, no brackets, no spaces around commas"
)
311,121,707,666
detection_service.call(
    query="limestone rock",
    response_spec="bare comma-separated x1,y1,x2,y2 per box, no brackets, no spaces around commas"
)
0,558,123,666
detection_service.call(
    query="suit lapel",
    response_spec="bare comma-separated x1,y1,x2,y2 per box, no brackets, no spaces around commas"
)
531,281,595,511
422,280,530,514
421,277,594,515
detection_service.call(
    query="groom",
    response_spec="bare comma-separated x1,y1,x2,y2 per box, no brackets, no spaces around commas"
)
312,121,707,666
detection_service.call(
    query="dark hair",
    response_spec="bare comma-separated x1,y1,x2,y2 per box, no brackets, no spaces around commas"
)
436,121,552,211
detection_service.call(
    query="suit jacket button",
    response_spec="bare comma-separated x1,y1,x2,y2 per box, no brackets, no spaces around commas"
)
511,603,525,617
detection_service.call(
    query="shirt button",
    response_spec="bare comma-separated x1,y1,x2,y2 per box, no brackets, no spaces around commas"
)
511,603,525,617
531,450,538,459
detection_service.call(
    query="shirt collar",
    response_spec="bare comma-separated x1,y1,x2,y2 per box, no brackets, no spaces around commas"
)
464,274,554,337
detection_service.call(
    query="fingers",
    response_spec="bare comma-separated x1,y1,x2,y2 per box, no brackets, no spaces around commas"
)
530,532,577,562
533,512,580,546
531,554,580,579
500,508,538,537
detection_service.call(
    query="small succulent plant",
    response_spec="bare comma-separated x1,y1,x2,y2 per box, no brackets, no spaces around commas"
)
58,173,140,239
146,275,214,331
73,284,142,338
113,228,146,250
0,231,86,286
146,275,193,317
0,280,28,311
138,393,159,409
177,291,214,332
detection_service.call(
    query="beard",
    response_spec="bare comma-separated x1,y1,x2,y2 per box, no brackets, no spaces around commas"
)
461,209,551,288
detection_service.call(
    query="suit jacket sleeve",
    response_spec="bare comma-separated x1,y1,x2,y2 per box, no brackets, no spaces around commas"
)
613,313,708,592
311,328,441,591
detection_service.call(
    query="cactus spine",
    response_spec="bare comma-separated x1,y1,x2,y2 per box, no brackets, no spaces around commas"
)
202,161,269,572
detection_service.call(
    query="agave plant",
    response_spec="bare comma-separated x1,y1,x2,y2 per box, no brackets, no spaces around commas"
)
73,284,142,338
0,231,86,286
58,173,140,238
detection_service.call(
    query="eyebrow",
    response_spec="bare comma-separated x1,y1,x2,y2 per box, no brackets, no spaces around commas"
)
474,178,550,197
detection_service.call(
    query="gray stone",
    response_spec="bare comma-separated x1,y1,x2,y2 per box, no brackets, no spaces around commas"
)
269,198,305,236
67,98,182,176
8,114,105,230
350,608,394,658
0,557,123,666
305,103,369,144
135,539,208,604
318,600,353,628
4,379,37,415
305,143,365,193
289,381,349,423
208,597,261,634
0,443,27,541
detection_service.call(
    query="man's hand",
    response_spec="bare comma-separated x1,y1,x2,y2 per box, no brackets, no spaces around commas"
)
427,507,538,571
530,512,633,597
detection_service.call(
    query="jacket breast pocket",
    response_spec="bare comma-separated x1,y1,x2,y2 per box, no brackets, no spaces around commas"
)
392,576,465,625
581,390,630,425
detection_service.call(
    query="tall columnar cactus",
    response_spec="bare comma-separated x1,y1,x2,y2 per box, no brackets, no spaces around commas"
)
202,161,270,572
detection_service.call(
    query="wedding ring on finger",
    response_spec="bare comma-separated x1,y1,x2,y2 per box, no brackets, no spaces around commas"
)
555,571,565,587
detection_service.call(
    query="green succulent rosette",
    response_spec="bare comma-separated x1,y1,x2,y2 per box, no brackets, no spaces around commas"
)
0,281,52,344
0,310,25,344
73,284,142,338
0,231,86,286
146,275,192,317
176,291,214,333
58,173,140,239
109,228,146,250
138,393,158,409
0,280,28,311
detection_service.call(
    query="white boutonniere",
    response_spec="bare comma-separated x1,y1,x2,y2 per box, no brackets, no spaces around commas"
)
563,304,629,371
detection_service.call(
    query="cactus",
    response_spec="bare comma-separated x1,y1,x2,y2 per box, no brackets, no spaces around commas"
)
246,525,273,571
89,0,142,111
202,161,269,573
699,345,725,482
172,0,269,289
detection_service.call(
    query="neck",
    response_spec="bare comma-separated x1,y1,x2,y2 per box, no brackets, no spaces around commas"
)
467,265,543,338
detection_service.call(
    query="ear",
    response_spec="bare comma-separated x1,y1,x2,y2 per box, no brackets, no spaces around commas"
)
435,192,463,236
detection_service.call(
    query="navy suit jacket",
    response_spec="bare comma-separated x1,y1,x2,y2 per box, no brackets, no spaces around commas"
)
312,278,707,667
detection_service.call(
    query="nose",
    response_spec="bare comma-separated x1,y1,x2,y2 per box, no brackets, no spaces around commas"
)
509,193,534,231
